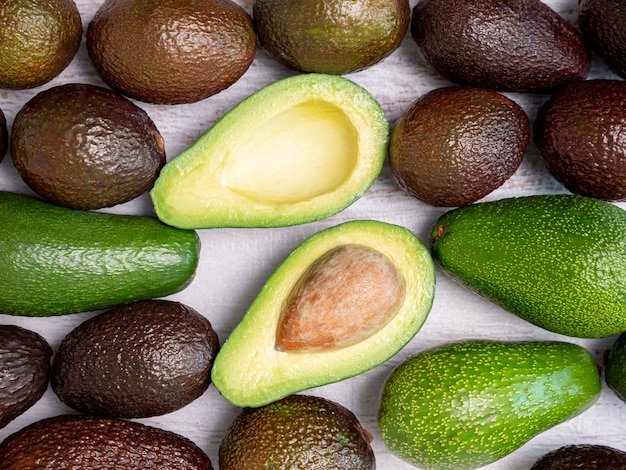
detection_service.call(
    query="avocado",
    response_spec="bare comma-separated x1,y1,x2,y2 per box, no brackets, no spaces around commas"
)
0,0,82,89
580,0,626,79
0,325,52,429
389,86,529,207
86,0,256,105
0,190,199,317
51,300,219,418
0,108,6,162
410,0,591,93
151,73,389,229
220,394,375,469
604,332,626,403
211,219,435,408
253,0,409,74
0,414,213,469
430,194,626,338
378,340,601,470
11,83,166,210
530,444,626,469
534,79,626,201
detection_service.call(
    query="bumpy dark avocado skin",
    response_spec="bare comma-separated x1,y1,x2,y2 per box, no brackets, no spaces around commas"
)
0,414,213,469
534,79,626,201
51,300,219,418
411,0,591,92
0,108,7,162
0,325,52,429
219,394,375,469
530,444,626,469
11,83,166,210
580,0,626,78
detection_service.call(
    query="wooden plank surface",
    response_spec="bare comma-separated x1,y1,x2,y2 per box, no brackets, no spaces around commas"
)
1,0,625,468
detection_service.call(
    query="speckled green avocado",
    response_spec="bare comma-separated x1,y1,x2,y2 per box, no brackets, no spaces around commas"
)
430,194,626,338
378,340,601,470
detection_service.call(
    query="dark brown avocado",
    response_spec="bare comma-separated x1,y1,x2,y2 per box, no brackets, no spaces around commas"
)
389,86,529,207
0,414,213,469
50,300,219,418
0,325,52,429
534,79,626,201
410,0,591,93
530,444,626,469
580,0,626,79
10,83,165,210
0,108,7,162
219,394,375,469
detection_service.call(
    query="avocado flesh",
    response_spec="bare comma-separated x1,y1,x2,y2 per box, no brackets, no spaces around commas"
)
211,220,435,408
378,340,601,470
431,194,626,338
150,73,388,228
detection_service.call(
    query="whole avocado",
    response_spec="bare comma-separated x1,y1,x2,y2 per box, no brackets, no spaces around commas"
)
530,444,626,469
11,83,166,210
390,86,529,207
253,0,410,74
580,0,626,78
51,300,219,418
430,194,626,338
410,0,591,92
0,108,6,162
219,394,375,469
0,325,52,429
0,414,213,469
534,79,626,201
87,0,256,104
604,332,626,403
378,340,601,470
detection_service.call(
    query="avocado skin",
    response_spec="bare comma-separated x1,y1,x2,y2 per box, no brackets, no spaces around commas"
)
534,79,626,201
0,414,213,469
580,0,626,78
0,190,200,317
51,300,219,418
530,444,626,469
390,86,529,207
411,0,591,92
11,83,166,210
220,394,375,469
430,194,626,338
86,0,256,105
378,340,601,470
253,0,409,74
604,332,626,403
0,108,6,162
0,325,52,429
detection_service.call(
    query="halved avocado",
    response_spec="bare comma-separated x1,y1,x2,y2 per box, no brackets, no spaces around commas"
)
150,73,389,228
211,220,436,408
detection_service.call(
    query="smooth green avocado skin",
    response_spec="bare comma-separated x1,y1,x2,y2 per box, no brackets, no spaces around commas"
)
0,190,199,316
430,194,626,338
378,340,601,470
605,332,626,403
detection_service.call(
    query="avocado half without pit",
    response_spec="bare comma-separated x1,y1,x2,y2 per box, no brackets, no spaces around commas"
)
150,73,389,228
211,220,436,408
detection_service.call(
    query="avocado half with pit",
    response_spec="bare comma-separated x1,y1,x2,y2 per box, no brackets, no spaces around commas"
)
150,73,389,228
211,219,436,408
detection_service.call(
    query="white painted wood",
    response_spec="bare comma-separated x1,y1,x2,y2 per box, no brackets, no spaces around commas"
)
1,0,625,468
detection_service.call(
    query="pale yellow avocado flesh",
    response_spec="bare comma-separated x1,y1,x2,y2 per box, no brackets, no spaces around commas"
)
211,220,436,408
150,73,388,228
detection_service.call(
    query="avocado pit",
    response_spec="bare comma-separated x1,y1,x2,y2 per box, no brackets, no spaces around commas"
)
276,244,406,352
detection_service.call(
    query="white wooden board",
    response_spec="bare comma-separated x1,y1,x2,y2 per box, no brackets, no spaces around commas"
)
1,0,625,468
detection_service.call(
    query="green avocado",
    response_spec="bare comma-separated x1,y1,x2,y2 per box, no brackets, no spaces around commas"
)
150,73,389,229
219,394,375,469
0,190,199,317
430,194,626,338
51,300,219,418
378,340,601,470
0,414,213,469
604,332,626,403
0,325,52,428
211,220,435,408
